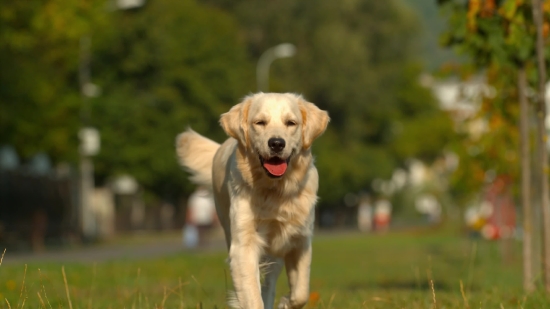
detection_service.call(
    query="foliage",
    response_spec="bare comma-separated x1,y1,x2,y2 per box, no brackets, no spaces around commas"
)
439,0,538,66
1,0,454,206
437,0,550,204
89,0,251,200
402,0,465,70
448,67,521,205
0,0,252,202
0,0,109,161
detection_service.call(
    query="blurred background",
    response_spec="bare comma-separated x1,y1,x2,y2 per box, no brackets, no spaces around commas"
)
0,0,541,258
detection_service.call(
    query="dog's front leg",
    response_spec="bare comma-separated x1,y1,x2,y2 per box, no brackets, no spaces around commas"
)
228,195,263,309
279,239,312,309
229,242,262,309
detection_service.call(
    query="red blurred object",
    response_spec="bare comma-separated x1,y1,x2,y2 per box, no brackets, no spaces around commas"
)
482,175,516,240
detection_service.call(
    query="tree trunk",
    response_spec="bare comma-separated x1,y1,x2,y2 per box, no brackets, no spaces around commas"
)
519,66,534,292
532,0,550,292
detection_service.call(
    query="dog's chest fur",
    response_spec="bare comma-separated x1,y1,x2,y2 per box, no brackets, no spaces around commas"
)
252,188,316,256
231,146,319,256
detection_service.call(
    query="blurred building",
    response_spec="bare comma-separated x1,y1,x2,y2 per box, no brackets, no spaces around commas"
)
0,146,184,252
0,146,78,251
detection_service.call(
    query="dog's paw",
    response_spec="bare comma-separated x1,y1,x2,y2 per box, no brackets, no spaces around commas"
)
277,296,290,309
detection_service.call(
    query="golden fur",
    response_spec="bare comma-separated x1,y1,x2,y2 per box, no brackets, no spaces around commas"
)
176,93,329,309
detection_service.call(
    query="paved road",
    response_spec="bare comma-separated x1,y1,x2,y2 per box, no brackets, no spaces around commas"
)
1,232,226,265
0,229,364,265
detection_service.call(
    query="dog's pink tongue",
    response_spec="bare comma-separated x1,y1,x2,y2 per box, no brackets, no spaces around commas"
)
263,158,288,176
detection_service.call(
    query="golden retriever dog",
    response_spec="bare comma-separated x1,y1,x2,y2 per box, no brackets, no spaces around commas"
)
176,93,329,309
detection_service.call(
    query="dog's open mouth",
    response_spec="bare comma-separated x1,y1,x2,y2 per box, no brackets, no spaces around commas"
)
259,156,291,177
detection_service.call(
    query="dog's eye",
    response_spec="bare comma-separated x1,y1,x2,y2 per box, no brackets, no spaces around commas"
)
254,120,266,126
286,120,297,126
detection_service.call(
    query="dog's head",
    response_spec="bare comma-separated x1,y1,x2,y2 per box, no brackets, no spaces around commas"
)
220,93,329,178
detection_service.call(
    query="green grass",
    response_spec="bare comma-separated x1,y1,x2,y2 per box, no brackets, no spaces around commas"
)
0,230,546,308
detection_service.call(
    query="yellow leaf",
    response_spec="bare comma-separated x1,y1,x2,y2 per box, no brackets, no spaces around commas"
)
498,0,519,20
481,0,497,17
468,0,481,31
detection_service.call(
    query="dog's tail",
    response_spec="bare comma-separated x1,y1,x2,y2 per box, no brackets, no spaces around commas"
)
176,128,220,188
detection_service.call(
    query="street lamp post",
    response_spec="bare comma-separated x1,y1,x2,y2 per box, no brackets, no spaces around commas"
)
78,0,146,240
78,35,100,241
256,43,296,92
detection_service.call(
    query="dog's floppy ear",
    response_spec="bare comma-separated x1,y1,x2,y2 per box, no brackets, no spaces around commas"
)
220,98,251,146
300,99,330,150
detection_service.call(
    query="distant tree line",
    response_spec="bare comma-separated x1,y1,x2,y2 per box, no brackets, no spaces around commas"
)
0,0,453,208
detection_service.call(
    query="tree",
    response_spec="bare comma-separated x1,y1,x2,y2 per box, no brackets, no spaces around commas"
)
0,0,455,214
438,0,550,292
0,0,109,162
519,63,534,292
0,0,252,204
531,0,550,291
90,0,252,202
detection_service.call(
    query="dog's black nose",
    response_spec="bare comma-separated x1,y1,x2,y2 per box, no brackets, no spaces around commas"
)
268,138,286,153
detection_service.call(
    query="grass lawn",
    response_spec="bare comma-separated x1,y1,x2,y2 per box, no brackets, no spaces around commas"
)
0,230,545,308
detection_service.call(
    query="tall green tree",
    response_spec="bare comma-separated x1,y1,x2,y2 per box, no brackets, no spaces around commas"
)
0,0,252,203
438,0,550,292
0,0,108,161
90,0,252,201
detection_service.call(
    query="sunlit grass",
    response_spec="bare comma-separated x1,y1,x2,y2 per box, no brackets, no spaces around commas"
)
0,230,546,308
